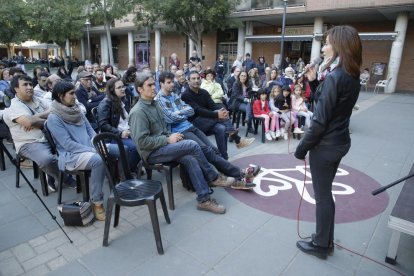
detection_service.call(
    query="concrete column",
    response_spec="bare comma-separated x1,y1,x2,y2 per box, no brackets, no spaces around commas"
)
80,38,85,61
188,38,194,58
311,17,323,63
244,21,253,56
237,24,245,57
155,29,161,68
128,31,135,67
65,39,71,57
387,12,408,93
100,34,109,65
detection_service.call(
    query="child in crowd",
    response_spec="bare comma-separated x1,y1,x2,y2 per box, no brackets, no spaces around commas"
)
270,85,304,140
291,84,313,129
252,89,280,141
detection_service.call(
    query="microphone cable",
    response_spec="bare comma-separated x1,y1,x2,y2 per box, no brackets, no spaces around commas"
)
294,158,405,276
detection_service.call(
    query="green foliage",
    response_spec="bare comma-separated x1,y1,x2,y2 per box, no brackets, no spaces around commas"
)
26,0,88,46
0,0,30,45
89,0,137,25
136,0,239,53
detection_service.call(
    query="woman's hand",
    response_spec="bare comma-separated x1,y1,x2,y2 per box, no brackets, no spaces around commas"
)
305,65,317,81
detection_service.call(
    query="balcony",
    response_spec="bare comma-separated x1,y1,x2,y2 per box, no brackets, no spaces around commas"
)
235,0,305,12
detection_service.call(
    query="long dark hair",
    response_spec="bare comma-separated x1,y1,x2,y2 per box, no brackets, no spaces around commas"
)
325,25,362,78
106,78,125,119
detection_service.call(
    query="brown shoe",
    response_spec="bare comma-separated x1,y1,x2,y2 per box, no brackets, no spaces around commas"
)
19,159,33,168
197,198,226,214
209,174,235,187
92,202,106,221
236,137,255,149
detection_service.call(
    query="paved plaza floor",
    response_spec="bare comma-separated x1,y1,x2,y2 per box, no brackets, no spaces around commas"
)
1,91,413,276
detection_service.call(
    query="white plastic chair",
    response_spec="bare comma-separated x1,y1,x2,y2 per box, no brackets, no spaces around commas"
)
373,78,392,93
360,78,368,92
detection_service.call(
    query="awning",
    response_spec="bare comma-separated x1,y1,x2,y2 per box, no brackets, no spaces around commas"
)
245,35,314,42
246,32,398,42
313,32,398,41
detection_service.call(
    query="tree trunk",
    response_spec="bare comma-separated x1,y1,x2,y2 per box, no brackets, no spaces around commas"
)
105,23,114,65
6,44,12,58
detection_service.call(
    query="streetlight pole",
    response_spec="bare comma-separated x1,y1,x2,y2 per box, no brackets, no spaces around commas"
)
279,0,288,72
85,19,91,61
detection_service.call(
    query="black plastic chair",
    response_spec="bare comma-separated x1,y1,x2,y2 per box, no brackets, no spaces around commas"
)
93,133,170,254
43,122,91,204
137,160,179,210
0,138,6,171
246,116,266,143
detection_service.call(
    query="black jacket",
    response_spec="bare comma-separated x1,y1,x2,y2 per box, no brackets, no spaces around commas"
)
229,81,252,111
97,97,129,137
295,68,360,159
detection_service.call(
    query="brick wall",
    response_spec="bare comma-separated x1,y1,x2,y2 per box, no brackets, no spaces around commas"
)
117,35,129,69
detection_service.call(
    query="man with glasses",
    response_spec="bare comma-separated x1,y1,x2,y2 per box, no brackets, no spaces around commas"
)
173,69,188,97
130,72,235,214
182,71,254,160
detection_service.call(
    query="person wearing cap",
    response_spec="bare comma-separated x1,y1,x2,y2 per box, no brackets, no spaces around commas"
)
75,71,105,129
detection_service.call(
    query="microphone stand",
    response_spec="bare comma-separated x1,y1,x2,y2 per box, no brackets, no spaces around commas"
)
0,141,73,243
372,173,414,196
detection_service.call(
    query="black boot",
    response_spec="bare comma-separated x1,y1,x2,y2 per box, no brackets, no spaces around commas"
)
296,240,329,260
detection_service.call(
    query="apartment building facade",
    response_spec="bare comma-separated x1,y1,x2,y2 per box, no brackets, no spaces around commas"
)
71,0,414,92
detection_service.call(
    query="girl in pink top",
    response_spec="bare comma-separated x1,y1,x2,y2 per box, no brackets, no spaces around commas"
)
291,84,313,128
252,89,280,140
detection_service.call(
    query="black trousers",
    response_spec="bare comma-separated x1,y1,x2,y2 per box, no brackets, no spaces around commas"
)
309,143,350,247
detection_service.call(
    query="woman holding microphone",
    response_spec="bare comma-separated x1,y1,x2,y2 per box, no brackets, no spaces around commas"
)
294,25,362,259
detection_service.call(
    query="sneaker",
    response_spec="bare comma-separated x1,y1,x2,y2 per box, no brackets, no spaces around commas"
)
293,127,304,134
197,198,226,214
269,131,276,139
231,179,256,190
265,132,272,141
280,128,285,136
283,132,288,140
92,202,106,221
236,137,255,149
247,164,262,177
209,174,235,187
48,182,57,193
353,104,360,111
275,129,281,138
19,159,33,168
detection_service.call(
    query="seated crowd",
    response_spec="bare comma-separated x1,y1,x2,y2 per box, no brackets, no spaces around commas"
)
1,51,351,221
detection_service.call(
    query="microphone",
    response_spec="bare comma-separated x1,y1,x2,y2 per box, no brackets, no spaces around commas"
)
297,57,322,78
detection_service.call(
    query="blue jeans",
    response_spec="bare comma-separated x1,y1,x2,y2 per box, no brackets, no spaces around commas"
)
19,142,60,181
111,138,140,173
68,144,119,203
147,140,218,202
183,126,241,179
192,116,236,160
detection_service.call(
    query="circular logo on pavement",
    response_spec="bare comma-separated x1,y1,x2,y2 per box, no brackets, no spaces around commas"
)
227,154,388,223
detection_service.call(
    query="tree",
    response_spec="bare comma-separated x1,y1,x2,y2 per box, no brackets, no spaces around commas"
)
136,0,239,58
26,0,88,56
0,0,30,58
89,0,137,65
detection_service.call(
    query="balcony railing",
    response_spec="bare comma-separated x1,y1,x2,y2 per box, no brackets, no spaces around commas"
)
235,0,305,12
